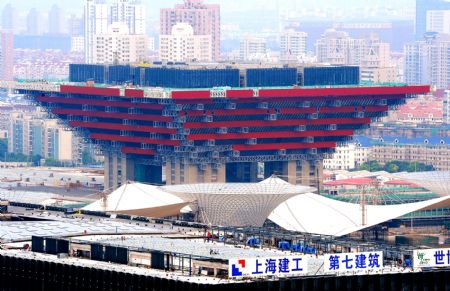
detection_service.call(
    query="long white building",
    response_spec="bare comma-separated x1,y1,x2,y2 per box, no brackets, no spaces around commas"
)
426,10,450,34
93,22,148,64
8,112,78,162
110,0,146,35
85,0,146,64
84,0,108,64
404,33,450,89
239,35,267,61
323,143,371,170
280,29,307,59
315,29,391,67
159,23,212,62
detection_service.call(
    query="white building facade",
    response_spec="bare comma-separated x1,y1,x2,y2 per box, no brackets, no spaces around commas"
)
315,29,397,83
159,23,212,62
444,90,450,124
84,0,108,64
426,10,450,34
8,112,78,162
93,22,148,64
71,36,85,53
404,34,450,89
280,29,307,59
324,143,371,170
110,0,146,35
239,35,267,61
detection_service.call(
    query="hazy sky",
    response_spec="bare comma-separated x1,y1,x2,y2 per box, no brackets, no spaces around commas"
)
0,0,415,17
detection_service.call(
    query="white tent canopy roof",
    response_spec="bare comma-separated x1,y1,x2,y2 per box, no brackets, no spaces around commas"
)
269,193,450,237
161,177,316,227
394,171,450,197
82,182,191,218
83,177,450,235
161,176,315,196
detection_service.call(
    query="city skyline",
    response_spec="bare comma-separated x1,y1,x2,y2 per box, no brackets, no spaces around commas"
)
0,0,416,19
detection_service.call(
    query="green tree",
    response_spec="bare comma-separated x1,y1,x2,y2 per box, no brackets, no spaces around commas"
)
357,160,434,173
44,158,65,167
359,161,383,172
82,150,95,165
386,162,400,173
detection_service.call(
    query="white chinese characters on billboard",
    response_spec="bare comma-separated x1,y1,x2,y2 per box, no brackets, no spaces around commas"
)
414,248,450,268
228,256,308,279
323,251,383,274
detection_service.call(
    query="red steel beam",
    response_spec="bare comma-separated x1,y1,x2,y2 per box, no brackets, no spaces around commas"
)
257,85,430,98
124,89,145,98
172,90,211,99
225,94,407,104
121,147,155,155
184,117,371,129
282,105,389,114
182,105,388,117
60,85,121,96
233,141,337,151
187,130,353,141
90,133,180,146
168,85,429,100
183,108,275,117
52,108,172,123
36,96,164,110
68,121,177,134
59,85,429,101
226,89,254,98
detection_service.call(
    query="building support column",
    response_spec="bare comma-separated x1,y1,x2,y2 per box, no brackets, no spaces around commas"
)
103,151,124,191
296,160,324,191
286,161,297,185
104,153,111,190
263,160,323,190
297,160,311,187
226,162,259,183
135,164,163,185
166,161,226,185
111,152,119,190
315,160,324,192
264,161,288,181
121,154,135,185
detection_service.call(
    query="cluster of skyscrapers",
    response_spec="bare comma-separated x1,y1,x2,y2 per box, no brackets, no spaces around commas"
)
84,0,147,64
404,0,450,89
0,0,448,88
8,111,81,164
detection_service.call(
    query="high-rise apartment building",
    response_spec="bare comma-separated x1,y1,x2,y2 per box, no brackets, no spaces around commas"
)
68,14,84,36
71,36,85,53
160,23,212,62
93,22,148,64
49,4,64,35
404,33,450,89
161,0,220,61
84,0,108,64
316,30,398,83
26,8,40,35
444,90,450,124
1,4,14,31
111,0,146,35
0,31,14,81
323,143,371,170
8,112,76,162
426,10,450,34
315,30,391,66
416,0,450,39
85,0,147,64
280,29,307,59
239,36,267,61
